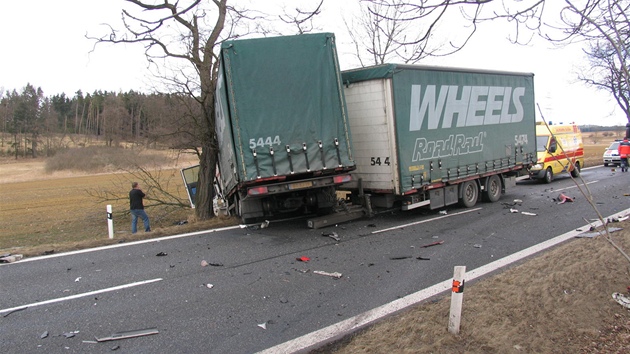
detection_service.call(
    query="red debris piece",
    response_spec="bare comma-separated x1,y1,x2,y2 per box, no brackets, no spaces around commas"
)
557,193,574,204
296,256,310,262
421,240,444,248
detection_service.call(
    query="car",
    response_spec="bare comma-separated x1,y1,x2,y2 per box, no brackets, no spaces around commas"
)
603,140,622,166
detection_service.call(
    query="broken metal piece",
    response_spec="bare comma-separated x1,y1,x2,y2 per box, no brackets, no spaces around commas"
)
313,270,342,278
95,327,159,342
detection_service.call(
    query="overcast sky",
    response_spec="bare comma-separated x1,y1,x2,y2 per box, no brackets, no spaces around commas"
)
0,0,625,127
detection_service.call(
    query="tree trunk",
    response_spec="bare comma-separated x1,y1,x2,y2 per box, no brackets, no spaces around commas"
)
195,139,217,220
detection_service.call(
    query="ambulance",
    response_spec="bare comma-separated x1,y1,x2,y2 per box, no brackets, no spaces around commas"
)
529,122,584,183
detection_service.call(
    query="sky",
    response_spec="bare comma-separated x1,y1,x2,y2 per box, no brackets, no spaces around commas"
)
0,0,626,127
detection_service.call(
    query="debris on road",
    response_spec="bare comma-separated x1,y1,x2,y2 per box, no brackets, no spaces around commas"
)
473,244,482,248
40,331,49,339
521,212,537,216
75,277,82,282
556,193,574,204
416,256,430,260
314,270,343,278
63,331,79,338
390,256,411,260
421,240,444,248
0,253,23,263
206,284,214,289
258,322,267,330
95,327,159,342
576,227,623,238
613,293,630,309
296,256,310,262
510,208,519,213
439,210,447,215
156,252,167,257
322,231,340,241
201,260,209,267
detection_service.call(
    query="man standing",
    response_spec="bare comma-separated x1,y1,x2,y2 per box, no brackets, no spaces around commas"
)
129,182,151,233
619,138,630,172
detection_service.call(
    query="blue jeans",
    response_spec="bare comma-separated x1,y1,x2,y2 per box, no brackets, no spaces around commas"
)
131,209,150,233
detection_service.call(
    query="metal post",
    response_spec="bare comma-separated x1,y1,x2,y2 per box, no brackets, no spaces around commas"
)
107,205,114,239
448,266,466,335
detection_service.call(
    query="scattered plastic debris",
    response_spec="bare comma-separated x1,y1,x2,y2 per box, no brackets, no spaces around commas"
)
513,199,523,203
521,212,537,216
96,328,159,342
111,345,120,351
40,331,48,339
0,253,23,263
473,244,482,248
313,270,343,278
296,256,310,262
421,240,444,248
510,209,519,213
75,277,82,282
63,331,79,338
174,220,188,225
201,260,209,267
206,284,214,289
613,293,630,309
156,252,167,257
258,322,267,330
322,231,340,241
439,210,447,215
260,220,270,229
556,193,574,204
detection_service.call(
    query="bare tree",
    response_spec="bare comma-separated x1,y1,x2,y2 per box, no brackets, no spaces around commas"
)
89,0,228,220
363,0,629,123
90,0,324,220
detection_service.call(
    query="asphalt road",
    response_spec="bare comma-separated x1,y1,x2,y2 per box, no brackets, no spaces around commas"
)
1,166,629,353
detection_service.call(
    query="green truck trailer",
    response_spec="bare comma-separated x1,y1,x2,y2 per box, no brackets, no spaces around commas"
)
338,64,537,212
211,33,356,222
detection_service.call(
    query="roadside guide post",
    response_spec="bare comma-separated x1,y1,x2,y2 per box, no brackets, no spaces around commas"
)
107,205,114,239
448,266,466,335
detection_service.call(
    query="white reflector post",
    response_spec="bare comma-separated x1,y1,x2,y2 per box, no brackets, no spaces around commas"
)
448,265,466,335
107,204,114,239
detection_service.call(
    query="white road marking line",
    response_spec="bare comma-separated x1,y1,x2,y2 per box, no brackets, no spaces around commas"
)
0,278,163,315
554,180,598,192
258,207,630,354
10,225,241,264
371,207,483,234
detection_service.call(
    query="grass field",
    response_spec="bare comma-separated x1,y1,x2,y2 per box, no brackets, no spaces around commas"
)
0,143,610,257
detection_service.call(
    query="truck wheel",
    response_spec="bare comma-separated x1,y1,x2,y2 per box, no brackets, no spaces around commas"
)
570,162,581,178
483,175,502,203
541,167,553,184
459,181,479,208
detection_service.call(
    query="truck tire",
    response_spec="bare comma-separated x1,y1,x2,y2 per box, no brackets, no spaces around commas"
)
570,162,581,178
483,175,502,203
542,167,553,184
459,181,479,208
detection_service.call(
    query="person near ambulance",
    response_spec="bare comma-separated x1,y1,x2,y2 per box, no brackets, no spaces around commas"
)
619,138,630,172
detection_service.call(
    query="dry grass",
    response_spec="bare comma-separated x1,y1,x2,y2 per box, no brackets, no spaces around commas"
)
325,223,630,353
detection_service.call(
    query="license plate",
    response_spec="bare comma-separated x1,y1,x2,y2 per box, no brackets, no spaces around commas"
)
289,181,313,190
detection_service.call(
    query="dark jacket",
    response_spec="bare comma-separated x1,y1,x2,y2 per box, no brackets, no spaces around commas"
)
129,189,146,210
